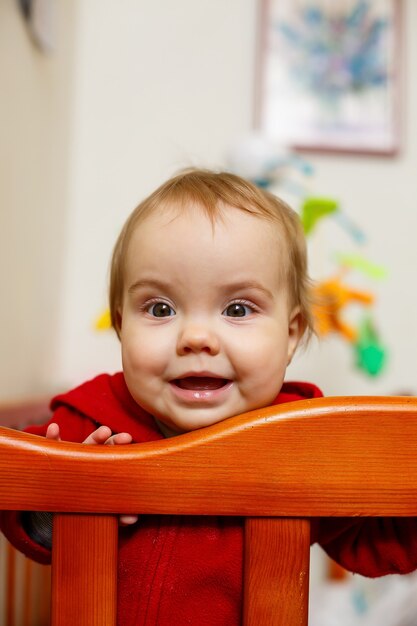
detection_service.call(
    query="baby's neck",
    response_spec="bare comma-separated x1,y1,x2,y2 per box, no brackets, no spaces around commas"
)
153,417,179,438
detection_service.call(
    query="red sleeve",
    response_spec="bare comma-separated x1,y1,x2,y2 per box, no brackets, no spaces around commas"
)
0,406,99,564
24,405,99,442
314,517,417,577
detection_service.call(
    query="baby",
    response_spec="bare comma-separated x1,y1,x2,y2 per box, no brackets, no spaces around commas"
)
1,169,417,626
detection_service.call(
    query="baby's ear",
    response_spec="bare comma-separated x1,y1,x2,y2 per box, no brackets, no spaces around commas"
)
287,307,303,365
115,308,123,334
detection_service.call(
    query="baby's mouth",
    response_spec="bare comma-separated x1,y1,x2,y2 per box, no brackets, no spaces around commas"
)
173,377,230,391
169,375,233,403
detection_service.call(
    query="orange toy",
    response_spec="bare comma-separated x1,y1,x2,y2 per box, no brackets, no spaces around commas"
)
312,277,374,342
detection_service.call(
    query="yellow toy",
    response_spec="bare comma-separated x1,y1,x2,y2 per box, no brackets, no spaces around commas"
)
95,309,111,331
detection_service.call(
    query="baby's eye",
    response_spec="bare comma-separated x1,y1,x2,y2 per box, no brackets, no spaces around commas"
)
222,303,253,318
147,302,176,317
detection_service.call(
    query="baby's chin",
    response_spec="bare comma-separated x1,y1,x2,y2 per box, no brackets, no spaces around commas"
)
154,415,224,437
153,405,250,437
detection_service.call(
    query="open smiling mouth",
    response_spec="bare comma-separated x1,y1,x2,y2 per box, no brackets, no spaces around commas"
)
173,377,230,391
169,377,233,402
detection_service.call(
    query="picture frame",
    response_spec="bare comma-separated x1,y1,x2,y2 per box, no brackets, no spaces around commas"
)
255,0,403,156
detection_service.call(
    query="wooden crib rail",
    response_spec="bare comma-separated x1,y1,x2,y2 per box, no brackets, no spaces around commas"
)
0,395,417,626
1,396,417,517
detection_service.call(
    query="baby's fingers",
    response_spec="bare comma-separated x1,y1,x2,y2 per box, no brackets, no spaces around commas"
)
46,423,61,441
105,432,132,446
83,427,132,446
83,426,113,445
119,515,139,526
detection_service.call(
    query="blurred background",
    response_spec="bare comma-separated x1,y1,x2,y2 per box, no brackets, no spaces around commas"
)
1,0,416,402
1,2,417,624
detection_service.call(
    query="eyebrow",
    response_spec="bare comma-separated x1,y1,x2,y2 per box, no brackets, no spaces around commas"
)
127,279,171,294
221,281,275,300
127,278,275,300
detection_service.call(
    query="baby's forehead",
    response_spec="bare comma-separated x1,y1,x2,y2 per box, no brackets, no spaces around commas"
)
125,201,291,283
131,198,284,236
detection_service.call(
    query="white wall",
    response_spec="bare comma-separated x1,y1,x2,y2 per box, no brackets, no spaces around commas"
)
55,0,259,389
0,0,77,398
1,0,417,400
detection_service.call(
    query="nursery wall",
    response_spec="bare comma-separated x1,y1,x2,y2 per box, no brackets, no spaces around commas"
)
54,0,259,392
289,0,417,396
0,0,77,398
1,0,417,400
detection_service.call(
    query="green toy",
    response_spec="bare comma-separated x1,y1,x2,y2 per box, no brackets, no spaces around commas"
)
301,197,339,235
354,316,387,377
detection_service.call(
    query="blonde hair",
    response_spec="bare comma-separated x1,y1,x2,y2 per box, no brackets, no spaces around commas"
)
110,169,314,339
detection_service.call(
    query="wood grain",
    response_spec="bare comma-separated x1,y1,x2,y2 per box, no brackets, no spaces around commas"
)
0,396,417,517
244,518,310,626
1,396,417,626
51,514,118,626
5,542,16,626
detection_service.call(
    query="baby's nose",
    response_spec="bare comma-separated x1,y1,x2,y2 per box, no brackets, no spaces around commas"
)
176,322,220,356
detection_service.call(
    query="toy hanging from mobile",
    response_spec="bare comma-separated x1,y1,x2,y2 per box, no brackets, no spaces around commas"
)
227,134,388,377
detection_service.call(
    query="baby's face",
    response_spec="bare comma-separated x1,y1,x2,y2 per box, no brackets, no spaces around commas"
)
119,204,302,434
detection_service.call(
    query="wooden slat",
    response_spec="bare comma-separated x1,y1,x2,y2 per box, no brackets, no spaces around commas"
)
0,397,417,517
5,542,16,626
0,396,52,626
243,518,310,626
51,514,118,626
22,558,33,626
38,564,52,625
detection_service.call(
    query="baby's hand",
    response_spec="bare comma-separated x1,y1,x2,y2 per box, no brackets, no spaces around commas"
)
46,423,139,527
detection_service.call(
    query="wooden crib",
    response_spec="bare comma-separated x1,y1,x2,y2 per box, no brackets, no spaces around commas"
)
0,397,52,626
0,395,416,625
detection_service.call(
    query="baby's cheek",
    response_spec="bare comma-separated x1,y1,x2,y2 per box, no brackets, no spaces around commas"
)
235,335,278,371
236,348,287,400
123,334,163,373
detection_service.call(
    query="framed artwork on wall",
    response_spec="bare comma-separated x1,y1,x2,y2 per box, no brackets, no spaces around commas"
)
255,0,403,156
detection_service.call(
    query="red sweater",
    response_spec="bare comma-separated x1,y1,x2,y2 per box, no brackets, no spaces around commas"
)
1,373,417,626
